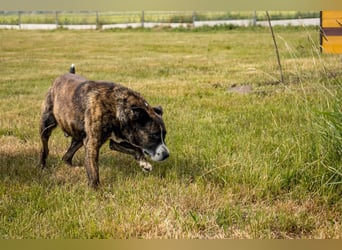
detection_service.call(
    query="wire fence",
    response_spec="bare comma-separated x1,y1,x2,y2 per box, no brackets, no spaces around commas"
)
0,11,320,29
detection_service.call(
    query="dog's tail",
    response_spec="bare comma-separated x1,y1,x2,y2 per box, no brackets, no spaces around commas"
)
69,64,76,74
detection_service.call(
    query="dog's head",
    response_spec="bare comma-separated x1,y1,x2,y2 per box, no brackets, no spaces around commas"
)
118,100,169,162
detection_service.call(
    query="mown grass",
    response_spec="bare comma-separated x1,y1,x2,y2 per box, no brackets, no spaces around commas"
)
0,26,341,239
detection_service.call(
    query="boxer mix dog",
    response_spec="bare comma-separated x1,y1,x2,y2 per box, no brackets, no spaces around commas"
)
39,65,169,188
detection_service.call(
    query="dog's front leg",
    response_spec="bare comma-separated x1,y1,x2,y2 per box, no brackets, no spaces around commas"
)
135,152,152,172
138,157,153,172
84,136,100,188
109,139,152,172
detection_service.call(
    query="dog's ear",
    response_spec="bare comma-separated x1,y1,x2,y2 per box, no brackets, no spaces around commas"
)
153,106,163,116
131,106,150,124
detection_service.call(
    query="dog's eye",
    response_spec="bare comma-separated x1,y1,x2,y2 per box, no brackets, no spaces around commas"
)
151,133,159,139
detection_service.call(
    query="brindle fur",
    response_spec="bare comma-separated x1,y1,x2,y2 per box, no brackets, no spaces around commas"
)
39,72,168,188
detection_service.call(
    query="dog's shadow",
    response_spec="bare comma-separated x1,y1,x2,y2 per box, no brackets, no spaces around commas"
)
100,146,202,182
0,150,47,185
0,145,199,188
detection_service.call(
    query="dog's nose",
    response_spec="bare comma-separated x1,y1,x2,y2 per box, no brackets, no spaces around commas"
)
151,144,169,161
155,149,169,161
161,150,169,160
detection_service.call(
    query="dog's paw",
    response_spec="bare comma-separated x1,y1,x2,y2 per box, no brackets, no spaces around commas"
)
139,160,153,172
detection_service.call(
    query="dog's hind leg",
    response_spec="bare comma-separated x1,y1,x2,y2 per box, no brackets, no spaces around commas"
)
39,114,57,168
39,94,57,168
62,138,83,166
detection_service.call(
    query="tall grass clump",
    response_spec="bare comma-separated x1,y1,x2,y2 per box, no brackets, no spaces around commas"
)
312,79,342,203
274,28,342,200
315,78,342,185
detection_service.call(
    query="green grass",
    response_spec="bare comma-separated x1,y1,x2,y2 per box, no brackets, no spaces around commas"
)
0,26,341,239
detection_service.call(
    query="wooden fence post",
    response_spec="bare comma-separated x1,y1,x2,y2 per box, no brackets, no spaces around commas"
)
192,11,196,26
253,11,257,26
141,10,145,28
96,11,99,29
18,11,21,29
55,11,58,27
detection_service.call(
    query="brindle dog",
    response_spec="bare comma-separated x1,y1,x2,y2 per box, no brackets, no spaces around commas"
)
39,66,169,188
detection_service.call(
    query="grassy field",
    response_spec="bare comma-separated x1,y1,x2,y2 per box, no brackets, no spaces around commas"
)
0,26,341,239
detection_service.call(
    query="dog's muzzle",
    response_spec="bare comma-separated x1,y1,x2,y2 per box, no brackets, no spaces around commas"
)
144,144,169,161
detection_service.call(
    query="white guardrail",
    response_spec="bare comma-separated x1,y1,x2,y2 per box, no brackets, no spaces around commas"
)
0,18,320,30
